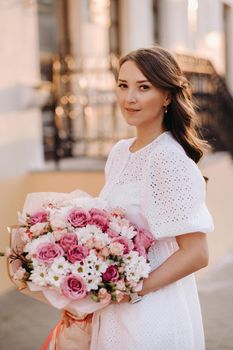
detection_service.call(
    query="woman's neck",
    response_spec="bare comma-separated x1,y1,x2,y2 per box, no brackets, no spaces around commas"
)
133,126,167,150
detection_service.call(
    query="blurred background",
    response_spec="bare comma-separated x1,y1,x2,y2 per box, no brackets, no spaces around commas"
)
0,0,232,349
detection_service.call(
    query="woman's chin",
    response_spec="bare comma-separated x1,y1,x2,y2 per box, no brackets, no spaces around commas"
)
124,118,141,127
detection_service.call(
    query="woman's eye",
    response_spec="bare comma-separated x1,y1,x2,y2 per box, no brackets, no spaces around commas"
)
117,83,128,89
139,85,150,90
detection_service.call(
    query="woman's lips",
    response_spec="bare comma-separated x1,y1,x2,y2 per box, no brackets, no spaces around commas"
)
125,108,141,114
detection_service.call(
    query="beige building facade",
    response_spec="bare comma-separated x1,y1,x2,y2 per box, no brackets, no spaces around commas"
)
0,0,233,294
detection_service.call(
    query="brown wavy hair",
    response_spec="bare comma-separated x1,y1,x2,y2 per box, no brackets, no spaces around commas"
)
118,46,212,181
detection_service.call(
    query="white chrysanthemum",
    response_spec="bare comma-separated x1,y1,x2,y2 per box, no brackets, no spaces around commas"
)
84,259,108,275
70,261,86,276
76,225,110,245
71,264,102,292
24,232,55,255
123,253,151,282
123,251,140,265
109,221,137,239
50,257,71,275
70,250,108,292
63,197,108,211
31,258,42,268
84,250,108,272
47,270,64,288
29,265,48,287
84,275,102,292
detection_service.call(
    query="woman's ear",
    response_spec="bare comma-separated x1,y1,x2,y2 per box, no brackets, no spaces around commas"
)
164,91,172,106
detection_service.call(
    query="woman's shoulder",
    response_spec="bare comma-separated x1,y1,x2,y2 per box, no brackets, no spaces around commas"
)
109,137,134,155
104,138,133,178
152,131,186,155
149,132,205,183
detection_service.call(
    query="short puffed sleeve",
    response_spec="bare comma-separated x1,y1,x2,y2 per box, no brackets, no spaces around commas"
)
104,140,124,180
140,145,214,239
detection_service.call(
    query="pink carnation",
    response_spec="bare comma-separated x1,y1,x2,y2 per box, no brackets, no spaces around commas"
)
67,208,90,228
93,240,106,250
109,207,125,218
112,236,134,254
99,246,110,258
61,274,87,300
36,243,64,264
28,211,47,225
59,233,77,252
115,290,125,302
98,288,112,304
88,208,109,232
109,242,124,256
67,244,89,263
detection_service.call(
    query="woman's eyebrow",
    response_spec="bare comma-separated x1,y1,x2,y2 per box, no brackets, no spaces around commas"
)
118,79,150,83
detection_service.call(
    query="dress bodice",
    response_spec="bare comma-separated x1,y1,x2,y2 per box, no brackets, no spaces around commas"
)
99,131,214,240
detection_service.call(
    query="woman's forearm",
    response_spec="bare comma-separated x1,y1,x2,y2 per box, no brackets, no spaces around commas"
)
139,233,208,296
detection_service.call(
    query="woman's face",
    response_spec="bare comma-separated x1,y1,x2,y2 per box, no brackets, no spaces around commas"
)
116,60,170,129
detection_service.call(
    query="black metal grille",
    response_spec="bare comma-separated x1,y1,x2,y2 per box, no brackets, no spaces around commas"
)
41,53,233,165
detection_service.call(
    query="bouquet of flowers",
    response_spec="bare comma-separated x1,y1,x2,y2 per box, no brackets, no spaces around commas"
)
5,194,155,310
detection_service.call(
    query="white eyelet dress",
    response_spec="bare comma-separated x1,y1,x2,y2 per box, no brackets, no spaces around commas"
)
90,131,214,350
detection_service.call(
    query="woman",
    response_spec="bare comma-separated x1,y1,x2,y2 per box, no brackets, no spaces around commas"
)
90,46,214,350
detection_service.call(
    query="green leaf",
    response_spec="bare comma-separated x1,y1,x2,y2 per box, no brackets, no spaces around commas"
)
91,294,100,303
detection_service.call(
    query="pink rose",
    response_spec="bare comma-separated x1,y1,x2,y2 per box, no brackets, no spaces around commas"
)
67,208,90,228
112,236,134,254
106,228,119,238
36,243,64,264
67,244,89,263
102,265,119,282
61,274,87,300
134,228,155,251
28,211,47,225
59,233,77,252
88,208,109,232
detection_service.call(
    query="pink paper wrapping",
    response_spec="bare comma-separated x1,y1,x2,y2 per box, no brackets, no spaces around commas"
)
13,190,110,350
11,190,143,350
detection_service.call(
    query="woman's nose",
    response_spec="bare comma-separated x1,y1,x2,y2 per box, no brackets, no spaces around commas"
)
125,89,137,103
